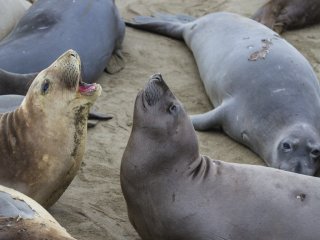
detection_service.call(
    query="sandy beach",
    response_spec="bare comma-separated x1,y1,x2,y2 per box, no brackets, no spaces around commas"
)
49,0,320,239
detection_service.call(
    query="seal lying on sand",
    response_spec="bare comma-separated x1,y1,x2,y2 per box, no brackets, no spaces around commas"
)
0,49,101,208
126,12,320,175
0,0,125,94
253,0,320,33
0,0,31,41
0,185,76,240
121,74,320,240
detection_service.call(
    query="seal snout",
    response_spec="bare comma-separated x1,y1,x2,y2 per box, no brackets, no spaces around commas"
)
144,73,169,106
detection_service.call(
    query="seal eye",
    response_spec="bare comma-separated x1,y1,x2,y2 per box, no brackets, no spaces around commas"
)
168,104,177,114
282,142,292,152
41,79,50,95
311,149,320,158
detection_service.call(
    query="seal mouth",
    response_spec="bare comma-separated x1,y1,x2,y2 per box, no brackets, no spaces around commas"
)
78,81,99,96
144,73,169,106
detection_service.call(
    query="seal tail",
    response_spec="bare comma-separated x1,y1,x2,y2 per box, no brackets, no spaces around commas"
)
125,13,196,40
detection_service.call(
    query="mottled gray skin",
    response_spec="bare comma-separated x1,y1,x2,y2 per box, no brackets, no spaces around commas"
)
0,0,125,94
126,12,320,175
0,185,76,240
252,0,320,33
121,74,320,240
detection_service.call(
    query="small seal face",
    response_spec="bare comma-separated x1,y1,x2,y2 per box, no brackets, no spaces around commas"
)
0,50,101,208
272,124,320,175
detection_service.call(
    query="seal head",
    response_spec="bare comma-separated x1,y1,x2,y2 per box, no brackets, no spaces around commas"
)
133,73,199,167
271,124,320,175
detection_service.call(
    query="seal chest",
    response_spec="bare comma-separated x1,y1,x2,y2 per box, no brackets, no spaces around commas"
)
0,49,101,208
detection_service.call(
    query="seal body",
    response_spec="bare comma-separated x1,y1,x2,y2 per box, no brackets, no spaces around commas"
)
0,95,24,113
0,185,76,240
0,0,31,41
252,0,320,33
127,12,320,175
121,74,320,240
0,49,101,208
0,69,37,95
0,0,125,94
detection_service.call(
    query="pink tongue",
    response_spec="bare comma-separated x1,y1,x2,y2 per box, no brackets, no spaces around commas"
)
79,84,96,93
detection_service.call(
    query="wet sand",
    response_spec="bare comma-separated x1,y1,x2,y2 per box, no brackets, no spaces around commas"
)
49,0,320,239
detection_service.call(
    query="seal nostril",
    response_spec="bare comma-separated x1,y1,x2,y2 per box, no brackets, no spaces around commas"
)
70,53,76,57
151,73,163,82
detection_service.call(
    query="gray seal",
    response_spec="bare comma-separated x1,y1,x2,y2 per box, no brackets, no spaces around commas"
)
0,49,101,208
0,185,76,240
0,0,125,95
252,0,320,33
126,12,320,175
121,73,320,240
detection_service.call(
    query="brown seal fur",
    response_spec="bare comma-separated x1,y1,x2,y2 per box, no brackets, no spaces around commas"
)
252,0,320,33
121,74,320,240
0,49,101,208
0,185,75,240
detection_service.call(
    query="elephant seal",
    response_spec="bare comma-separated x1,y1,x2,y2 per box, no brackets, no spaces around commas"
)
121,73,320,240
0,49,101,208
252,0,320,33
0,185,76,240
0,0,31,41
126,12,320,175
0,0,125,94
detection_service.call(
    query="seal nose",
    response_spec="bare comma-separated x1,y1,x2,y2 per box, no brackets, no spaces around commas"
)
148,73,169,91
150,73,163,83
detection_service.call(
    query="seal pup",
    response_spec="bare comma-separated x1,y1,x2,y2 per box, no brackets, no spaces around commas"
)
0,185,76,240
121,73,320,240
126,12,320,175
0,49,101,208
0,0,125,87
252,0,320,33
0,0,31,41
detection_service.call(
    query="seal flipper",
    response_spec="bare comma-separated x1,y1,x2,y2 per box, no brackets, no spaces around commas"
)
125,13,196,40
190,104,228,131
105,49,125,74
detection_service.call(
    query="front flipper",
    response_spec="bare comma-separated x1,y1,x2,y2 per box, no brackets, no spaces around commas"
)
190,103,228,131
105,49,125,74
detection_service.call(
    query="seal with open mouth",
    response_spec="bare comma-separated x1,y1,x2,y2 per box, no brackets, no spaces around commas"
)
121,73,320,240
0,185,76,240
0,49,101,208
